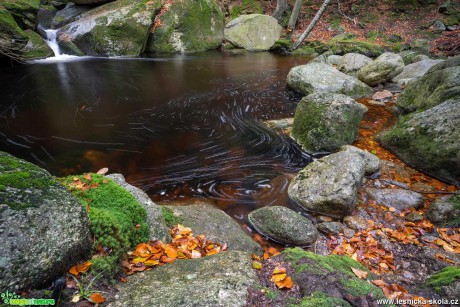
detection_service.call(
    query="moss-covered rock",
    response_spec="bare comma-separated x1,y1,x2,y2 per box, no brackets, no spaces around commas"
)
58,0,162,56
0,152,92,291
0,8,28,55
145,0,224,54
282,248,390,306
326,39,385,57
229,0,263,19
21,29,53,60
2,0,40,30
358,52,405,86
62,173,150,274
426,195,460,227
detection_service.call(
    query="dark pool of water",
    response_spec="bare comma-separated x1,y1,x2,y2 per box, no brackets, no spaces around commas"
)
0,52,312,222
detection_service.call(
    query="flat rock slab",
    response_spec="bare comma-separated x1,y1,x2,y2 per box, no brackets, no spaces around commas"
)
366,188,424,210
110,251,258,307
164,204,262,254
248,206,318,246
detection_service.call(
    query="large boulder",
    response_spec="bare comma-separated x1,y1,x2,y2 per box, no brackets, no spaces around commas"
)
287,62,373,98
340,145,380,175
338,53,373,77
288,150,366,218
358,52,405,86
164,203,262,254
426,195,460,227
291,92,368,153
107,174,170,243
58,0,161,56
70,0,114,5
380,99,460,185
1,0,40,30
224,14,282,51
110,251,258,307
146,0,224,54
0,8,28,54
391,59,444,84
0,152,92,291
248,206,318,246
21,29,53,60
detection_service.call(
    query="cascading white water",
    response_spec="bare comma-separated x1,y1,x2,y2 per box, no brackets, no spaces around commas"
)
44,29,61,57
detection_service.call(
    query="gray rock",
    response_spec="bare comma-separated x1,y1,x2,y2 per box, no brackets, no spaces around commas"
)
70,0,113,4
372,90,393,102
288,151,366,218
365,188,424,211
37,5,57,30
426,195,460,226
58,0,161,56
291,93,368,153
327,54,342,65
0,152,92,291
164,204,262,254
340,145,380,175
310,53,328,64
248,206,318,246
405,212,423,222
224,14,282,51
338,53,373,77
427,55,460,74
145,0,224,54
411,38,431,56
317,222,343,235
51,3,92,28
343,215,368,230
399,50,422,65
432,20,446,33
392,60,444,83
358,52,405,86
110,251,258,307
413,54,431,62
107,174,170,242
287,62,374,98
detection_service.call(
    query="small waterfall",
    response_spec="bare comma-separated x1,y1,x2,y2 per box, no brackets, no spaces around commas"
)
44,29,62,57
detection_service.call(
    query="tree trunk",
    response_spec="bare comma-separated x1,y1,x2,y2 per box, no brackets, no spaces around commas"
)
272,0,290,22
287,0,303,38
290,0,332,51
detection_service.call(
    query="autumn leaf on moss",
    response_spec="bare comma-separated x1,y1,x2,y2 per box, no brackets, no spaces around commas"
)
271,266,293,289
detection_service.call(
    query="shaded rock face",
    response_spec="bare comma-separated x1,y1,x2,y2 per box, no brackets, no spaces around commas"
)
291,92,368,153
248,206,318,246
340,145,380,175
110,251,258,307
70,0,114,5
21,29,53,59
0,9,29,53
52,3,93,28
391,59,444,84
426,195,460,227
0,152,92,292
287,62,373,98
107,174,170,243
224,14,282,51
2,0,40,30
338,52,373,77
164,204,262,254
146,0,224,54
288,151,366,218
366,188,424,211
358,52,405,86
58,0,161,56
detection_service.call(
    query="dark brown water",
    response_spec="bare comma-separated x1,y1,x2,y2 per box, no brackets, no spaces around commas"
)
0,52,312,222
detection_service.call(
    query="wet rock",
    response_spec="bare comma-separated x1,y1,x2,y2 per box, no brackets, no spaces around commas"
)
51,3,93,28
382,82,403,93
0,152,92,291
365,188,424,210
371,89,393,102
405,212,423,222
146,0,224,54
248,206,318,246
0,8,28,53
224,14,282,51
291,93,367,153
338,53,373,77
317,222,343,235
111,251,258,307
37,5,57,30
327,54,342,65
287,62,374,98
288,150,366,218
340,145,380,175
163,204,262,254
58,0,161,56
107,174,170,242
343,215,368,230
358,52,405,86
426,195,460,226
21,29,53,60
392,59,444,84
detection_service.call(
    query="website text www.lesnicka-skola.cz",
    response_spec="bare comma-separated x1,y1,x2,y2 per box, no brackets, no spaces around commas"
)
377,298,459,305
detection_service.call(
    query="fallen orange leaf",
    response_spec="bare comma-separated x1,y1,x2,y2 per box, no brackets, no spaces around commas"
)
351,267,368,279
88,293,105,304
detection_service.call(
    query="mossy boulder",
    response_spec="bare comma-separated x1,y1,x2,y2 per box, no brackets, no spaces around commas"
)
110,251,259,307
2,0,40,30
145,0,224,54
248,206,318,246
70,0,114,5
391,59,444,84
326,38,385,57
62,173,150,274
291,92,368,153
21,29,53,60
282,248,390,306
426,195,460,227
0,8,28,54
224,14,282,51
358,52,405,86
287,63,373,99
338,53,373,77
0,152,92,291
58,0,162,56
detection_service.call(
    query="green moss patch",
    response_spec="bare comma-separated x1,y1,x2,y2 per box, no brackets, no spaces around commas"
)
162,206,182,228
298,291,351,307
230,0,263,19
426,266,460,293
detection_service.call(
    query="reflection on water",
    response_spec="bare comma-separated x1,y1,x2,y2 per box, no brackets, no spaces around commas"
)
0,52,312,220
